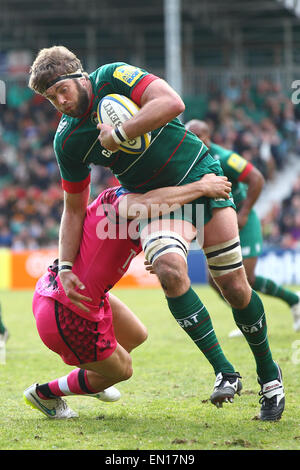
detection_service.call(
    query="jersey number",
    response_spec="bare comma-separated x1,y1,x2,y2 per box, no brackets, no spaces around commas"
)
102,149,113,158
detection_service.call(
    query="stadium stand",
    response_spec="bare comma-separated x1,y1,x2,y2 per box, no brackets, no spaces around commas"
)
1,0,300,249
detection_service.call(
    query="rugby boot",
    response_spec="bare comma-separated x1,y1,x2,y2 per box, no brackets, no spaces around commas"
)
90,385,121,402
258,363,285,421
210,371,242,407
24,383,78,419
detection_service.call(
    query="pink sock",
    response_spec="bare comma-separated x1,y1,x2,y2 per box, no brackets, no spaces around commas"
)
37,369,98,399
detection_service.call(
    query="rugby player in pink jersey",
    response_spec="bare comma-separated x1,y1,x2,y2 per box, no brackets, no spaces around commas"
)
24,174,231,419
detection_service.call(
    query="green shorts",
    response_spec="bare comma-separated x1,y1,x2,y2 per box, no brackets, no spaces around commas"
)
139,154,236,233
239,209,263,259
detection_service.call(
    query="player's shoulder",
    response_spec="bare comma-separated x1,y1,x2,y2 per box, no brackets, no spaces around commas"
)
90,62,149,87
210,142,232,159
211,142,248,175
90,62,130,84
94,186,130,206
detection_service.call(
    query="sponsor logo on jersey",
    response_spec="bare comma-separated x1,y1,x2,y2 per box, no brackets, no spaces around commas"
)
113,65,144,87
227,153,247,173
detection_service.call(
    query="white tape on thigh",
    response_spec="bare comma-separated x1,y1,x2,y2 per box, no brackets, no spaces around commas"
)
142,231,189,264
204,236,243,278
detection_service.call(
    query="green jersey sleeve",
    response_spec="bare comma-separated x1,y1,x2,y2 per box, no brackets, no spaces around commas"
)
91,62,158,104
54,131,91,193
209,142,248,182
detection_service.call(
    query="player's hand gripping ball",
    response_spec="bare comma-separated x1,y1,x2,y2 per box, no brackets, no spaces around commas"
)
97,94,151,154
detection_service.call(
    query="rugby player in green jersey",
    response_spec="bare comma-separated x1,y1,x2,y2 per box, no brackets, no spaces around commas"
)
28,45,285,420
185,119,300,334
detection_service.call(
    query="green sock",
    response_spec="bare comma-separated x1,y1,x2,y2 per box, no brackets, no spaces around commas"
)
166,287,235,375
232,290,278,383
253,275,299,306
0,304,5,335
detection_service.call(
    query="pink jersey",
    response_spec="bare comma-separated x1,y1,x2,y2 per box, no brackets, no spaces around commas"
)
35,187,142,321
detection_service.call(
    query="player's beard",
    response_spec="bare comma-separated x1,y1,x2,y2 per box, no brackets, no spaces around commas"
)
67,80,90,117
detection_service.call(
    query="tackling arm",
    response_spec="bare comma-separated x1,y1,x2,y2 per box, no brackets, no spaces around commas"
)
59,185,90,263
58,185,92,311
118,173,232,220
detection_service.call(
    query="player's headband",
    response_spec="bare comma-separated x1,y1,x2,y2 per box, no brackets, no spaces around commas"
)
45,70,83,91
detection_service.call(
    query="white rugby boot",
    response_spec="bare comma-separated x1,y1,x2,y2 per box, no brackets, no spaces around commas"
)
23,384,78,419
90,386,121,402
257,364,285,421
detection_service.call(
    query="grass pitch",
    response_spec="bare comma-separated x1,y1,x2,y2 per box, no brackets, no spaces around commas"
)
0,286,300,451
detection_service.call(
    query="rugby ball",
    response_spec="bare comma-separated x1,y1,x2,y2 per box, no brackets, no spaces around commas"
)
97,94,151,154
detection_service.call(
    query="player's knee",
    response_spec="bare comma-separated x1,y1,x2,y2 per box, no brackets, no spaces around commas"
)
154,256,188,292
121,355,133,381
219,274,251,309
138,325,148,345
205,237,252,307
130,324,148,350
142,230,189,293
246,272,256,287
108,347,134,382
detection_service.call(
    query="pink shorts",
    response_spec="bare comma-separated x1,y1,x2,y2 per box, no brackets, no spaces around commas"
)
32,292,117,366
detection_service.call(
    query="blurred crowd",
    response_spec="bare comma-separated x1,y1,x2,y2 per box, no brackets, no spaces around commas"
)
0,76,300,249
191,77,299,180
261,174,300,250
0,81,115,249
187,76,300,250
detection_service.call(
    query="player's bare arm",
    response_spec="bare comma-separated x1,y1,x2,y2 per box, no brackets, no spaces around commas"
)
58,185,92,311
237,166,264,229
98,78,185,151
118,173,232,220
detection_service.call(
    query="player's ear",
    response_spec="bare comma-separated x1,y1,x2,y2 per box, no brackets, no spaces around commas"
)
80,76,89,87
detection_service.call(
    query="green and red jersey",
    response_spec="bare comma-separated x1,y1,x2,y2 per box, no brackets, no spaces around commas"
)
54,63,213,194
